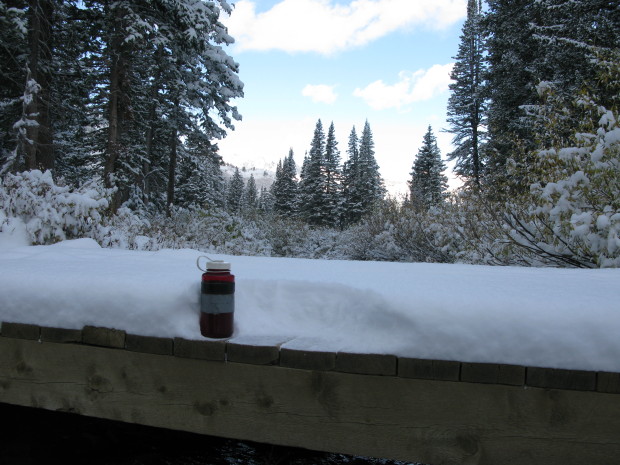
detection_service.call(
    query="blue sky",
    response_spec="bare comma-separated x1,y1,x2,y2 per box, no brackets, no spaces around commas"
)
218,0,467,194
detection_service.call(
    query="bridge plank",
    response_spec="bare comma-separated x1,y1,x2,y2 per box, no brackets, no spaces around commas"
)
173,337,226,361
0,322,40,340
335,352,396,376
226,341,281,365
82,326,126,349
40,326,82,344
398,357,460,381
597,372,620,394
527,367,596,391
280,348,336,371
461,362,525,386
126,334,173,355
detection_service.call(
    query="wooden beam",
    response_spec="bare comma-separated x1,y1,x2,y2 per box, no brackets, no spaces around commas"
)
1,335,620,465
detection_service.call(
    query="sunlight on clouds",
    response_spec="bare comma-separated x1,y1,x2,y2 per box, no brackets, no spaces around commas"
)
225,0,466,54
353,63,454,110
302,84,338,104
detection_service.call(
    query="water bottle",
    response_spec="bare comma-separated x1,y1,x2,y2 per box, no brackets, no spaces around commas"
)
196,256,234,338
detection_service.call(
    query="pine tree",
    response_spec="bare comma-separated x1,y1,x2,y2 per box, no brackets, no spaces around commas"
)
0,0,243,215
271,158,283,206
0,2,28,173
446,0,486,188
483,0,543,176
298,119,329,225
226,167,244,214
242,173,258,214
51,2,101,186
323,122,342,228
483,0,619,192
529,0,620,129
176,138,225,210
272,148,298,216
532,0,619,104
357,120,385,212
1,0,56,174
341,122,385,225
258,186,274,212
341,126,363,226
409,126,448,209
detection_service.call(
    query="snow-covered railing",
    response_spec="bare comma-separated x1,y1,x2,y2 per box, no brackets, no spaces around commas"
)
2,321,619,393
2,320,620,465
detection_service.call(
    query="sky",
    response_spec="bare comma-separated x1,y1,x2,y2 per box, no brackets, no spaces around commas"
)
217,0,468,195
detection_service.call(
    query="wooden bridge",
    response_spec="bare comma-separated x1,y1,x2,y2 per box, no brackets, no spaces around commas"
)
1,321,619,465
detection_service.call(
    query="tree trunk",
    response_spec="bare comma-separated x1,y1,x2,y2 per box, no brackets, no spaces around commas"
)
103,3,128,212
24,0,54,172
140,46,163,204
104,49,121,189
166,100,179,215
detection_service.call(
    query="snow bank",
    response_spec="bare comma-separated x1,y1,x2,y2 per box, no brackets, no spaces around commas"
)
1,238,619,372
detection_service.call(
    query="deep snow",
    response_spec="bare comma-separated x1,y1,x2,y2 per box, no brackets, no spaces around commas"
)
1,230,619,373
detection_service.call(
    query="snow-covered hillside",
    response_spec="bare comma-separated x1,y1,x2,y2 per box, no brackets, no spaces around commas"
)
1,233,619,373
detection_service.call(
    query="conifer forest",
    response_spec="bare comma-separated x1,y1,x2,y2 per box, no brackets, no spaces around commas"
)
1,0,619,268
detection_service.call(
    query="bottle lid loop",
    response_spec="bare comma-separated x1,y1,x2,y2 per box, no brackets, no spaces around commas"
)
197,255,231,272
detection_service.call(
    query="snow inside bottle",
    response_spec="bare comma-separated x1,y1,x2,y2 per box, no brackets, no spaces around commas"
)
197,257,234,338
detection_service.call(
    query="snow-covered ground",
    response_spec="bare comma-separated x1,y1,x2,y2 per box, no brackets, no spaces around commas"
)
1,228,619,373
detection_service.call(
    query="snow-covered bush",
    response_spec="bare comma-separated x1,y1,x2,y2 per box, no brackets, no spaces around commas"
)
339,198,471,264
341,199,404,261
145,207,272,257
500,82,620,267
393,202,464,263
0,170,111,244
257,214,344,259
94,206,156,250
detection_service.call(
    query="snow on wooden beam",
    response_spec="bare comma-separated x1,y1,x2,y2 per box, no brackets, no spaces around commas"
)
1,321,620,465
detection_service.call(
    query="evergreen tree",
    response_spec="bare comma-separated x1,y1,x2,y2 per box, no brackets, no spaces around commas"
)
483,0,619,191
532,0,619,107
409,126,448,209
341,126,363,226
446,0,486,188
341,121,385,225
323,122,342,227
271,158,283,206
0,0,243,214
483,0,543,177
0,2,28,173
1,0,56,174
258,186,274,213
357,120,385,212
175,138,224,210
226,167,244,214
271,148,298,216
529,0,620,132
298,119,329,225
51,2,101,186
242,173,258,214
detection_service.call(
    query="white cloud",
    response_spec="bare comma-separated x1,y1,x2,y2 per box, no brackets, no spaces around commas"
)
302,84,338,104
353,63,454,110
224,0,466,55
